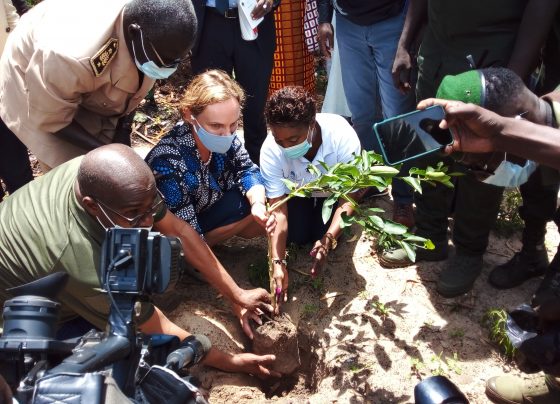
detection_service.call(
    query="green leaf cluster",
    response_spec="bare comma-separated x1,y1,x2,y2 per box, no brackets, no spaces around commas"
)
482,308,517,359
270,151,453,262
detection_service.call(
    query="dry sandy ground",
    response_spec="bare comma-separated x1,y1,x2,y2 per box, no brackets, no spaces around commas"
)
165,195,560,404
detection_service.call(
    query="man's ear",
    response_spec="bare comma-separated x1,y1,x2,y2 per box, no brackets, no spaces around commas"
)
82,196,100,217
128,22,141,36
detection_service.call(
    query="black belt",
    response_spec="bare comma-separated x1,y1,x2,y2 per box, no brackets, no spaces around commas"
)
207,6,238,18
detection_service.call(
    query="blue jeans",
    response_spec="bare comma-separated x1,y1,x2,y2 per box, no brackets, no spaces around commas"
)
336,6,416,204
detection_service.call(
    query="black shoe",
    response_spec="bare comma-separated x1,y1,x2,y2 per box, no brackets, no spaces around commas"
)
437,253,483,297
488,248,549,290
532,267,560,307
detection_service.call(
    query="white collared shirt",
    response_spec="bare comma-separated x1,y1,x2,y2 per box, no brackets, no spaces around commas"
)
260,113,361,198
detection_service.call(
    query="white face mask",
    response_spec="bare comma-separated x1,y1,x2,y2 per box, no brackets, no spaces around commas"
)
483,157,537,188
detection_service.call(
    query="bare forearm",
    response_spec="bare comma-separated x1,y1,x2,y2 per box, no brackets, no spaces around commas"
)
139,307,241,373
325,198,355,240
187,242,244,303
508,0,560,79
246,185,266,206
269,202,288,260
138,306,190,340
496,117,560,170
154,215,244,305
201,347,235,371
397,0,428,50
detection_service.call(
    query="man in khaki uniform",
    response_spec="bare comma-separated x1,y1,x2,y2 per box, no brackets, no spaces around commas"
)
0,0,196,196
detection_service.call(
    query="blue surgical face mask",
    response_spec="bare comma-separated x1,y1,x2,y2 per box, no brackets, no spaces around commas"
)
131,29,177,80
279,125,314,159
483,157,537,188
192,116,236,154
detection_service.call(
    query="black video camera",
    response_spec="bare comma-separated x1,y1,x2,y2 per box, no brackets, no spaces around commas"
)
0,228,208,403
100,228,183,295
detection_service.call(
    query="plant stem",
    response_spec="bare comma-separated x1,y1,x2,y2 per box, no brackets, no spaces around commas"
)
267,232,276,313
269,194,293,212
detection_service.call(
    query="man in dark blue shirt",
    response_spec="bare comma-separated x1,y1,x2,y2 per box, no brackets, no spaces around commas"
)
317,0,416,228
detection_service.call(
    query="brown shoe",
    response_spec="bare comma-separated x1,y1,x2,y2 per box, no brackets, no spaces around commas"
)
392,202,415,228
485,373,560,404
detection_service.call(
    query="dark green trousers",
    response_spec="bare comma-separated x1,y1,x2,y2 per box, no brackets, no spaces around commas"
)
414,34,559,255
519,166,560,250
413,154,504,256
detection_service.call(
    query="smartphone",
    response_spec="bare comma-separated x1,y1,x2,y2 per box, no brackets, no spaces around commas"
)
373,105,453,166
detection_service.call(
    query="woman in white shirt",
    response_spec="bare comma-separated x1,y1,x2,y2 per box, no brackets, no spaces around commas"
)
260,86,361,306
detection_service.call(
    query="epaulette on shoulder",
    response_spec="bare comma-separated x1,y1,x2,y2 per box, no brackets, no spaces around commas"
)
89,38,118,77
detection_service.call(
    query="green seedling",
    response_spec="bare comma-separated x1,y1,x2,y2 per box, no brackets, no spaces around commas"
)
311,276,324,291
494,188,524,237
482,308,516,359
247,256,269,290
358,290,370,300
286,242,299,264
265,151,453,312
410,357,426,377
371,299,391,319
349,363,362,373
349,361,373,373
449,328,465,339
445,352,463,375
302,303,318,318
430,351,462,377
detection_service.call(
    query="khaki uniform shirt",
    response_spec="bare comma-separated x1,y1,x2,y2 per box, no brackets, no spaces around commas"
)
0,0,18,55
0,0,155,168
0,157,158,331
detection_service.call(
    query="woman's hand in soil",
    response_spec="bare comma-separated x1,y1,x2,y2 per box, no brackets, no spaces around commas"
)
310,239,329,277
238,287,274,314
230,353,281,378
273,262,288,313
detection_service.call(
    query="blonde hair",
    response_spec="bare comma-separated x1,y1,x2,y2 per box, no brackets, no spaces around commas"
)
179,69,245,116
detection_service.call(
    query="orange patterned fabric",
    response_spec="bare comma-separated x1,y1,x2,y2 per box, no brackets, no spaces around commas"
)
269,0,315,95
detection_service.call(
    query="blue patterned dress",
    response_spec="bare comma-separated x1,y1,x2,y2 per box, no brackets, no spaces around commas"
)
145,122,264,235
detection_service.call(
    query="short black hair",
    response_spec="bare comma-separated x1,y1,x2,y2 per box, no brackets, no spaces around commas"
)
482,67,525,114
265,86,316,127
124,0,197,56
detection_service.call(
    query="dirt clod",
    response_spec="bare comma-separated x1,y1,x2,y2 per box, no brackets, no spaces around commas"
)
252,313,300,375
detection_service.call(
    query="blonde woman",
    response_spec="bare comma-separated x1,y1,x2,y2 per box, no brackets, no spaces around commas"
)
146,70,275,247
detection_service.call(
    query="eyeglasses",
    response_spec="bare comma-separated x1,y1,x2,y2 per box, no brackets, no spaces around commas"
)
149,42,183,69
139,27,183,69
95,190,165,227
